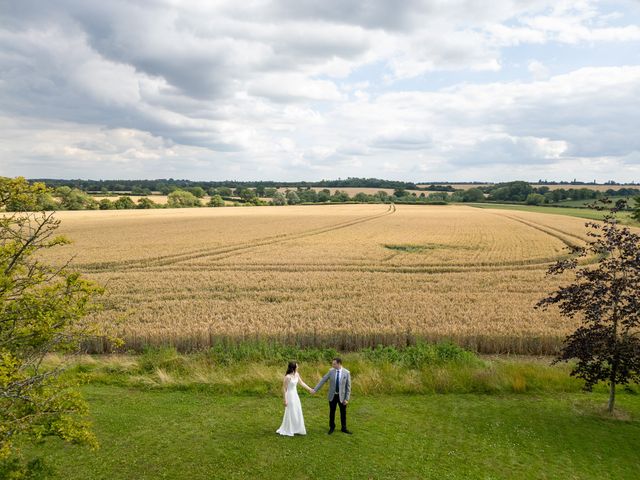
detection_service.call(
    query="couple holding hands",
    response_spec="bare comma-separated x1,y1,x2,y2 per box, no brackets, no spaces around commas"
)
276,357,352,437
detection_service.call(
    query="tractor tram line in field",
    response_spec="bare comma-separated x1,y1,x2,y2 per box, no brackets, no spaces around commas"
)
489,212,586,249
79,204,396,272
46,203,616,354
159,203,397,268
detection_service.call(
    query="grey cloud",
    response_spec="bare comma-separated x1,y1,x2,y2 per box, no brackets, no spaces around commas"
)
370,131,433,150
449,135,567,166
1,0,640,181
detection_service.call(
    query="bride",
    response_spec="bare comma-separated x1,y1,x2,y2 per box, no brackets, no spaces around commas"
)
276,361,314,436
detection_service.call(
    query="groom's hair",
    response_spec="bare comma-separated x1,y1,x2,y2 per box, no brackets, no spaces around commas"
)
333,357,342,365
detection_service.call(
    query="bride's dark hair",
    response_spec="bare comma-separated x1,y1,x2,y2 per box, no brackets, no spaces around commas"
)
285,361,297,375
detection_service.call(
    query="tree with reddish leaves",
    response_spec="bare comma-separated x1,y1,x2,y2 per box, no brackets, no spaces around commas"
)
536,199,640,413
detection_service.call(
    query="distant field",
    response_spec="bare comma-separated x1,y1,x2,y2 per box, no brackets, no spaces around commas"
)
92,194,171,204
419,183,640,191
417,183,490,189
277,187,446,196
555,195,639,208
538,184,639,192
40,203,631,354
91,195,242,206
470,203,639,226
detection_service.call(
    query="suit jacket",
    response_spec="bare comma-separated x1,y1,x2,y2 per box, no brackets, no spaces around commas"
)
314,368,351,403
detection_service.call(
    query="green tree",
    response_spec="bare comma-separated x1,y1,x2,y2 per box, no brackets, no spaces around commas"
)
0,178,58,212
317,189,331,202
167,190,201,208
113,196,137,210
236,188,257,202
331,190,350,203
272,192,287,206
286,191,300,205
184,186,206,198
461,188,485,202
0,180,102,473
353,192,370,203
137,197,157,209
207,195,225,207
427,192,448,202
99,198,115,210
55,187,98,210
131,186,152,196
525,193,546,205
158,185,178,195
488,181,533,202
376,191,389,201
248,197,265,206
297,188,318,203
536,200,640,413
216,187,233,197
632,196,640,222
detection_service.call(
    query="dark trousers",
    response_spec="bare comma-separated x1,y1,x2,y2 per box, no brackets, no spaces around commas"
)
329,393,347,430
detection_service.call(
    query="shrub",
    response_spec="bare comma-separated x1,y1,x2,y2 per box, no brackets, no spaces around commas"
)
362,342,478,368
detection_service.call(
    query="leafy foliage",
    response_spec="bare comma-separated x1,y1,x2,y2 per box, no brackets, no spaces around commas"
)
632,195,640,222
361,342,478,369
167,189,201,208
536,199,640,412
0,179,103,471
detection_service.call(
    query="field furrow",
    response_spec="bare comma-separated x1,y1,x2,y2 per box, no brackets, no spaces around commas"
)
42,203,626,354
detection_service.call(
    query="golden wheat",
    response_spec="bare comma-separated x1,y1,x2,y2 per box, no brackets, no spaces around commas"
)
42,203,620,354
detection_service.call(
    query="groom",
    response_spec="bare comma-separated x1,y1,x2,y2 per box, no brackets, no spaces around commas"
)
313,357,352,434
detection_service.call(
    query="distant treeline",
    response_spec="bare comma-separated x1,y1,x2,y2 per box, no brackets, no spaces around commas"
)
3,176,452,211
532,179,637,186
8,177,639,212
31,177,426,193
462,181,640,205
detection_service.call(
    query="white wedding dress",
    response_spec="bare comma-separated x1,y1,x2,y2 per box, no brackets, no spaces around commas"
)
276,374,306,436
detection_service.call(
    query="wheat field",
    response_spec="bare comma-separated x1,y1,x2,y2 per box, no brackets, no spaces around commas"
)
44,203,608,354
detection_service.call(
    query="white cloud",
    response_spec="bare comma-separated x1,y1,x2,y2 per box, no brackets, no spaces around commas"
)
0,0,639,181
528,60,550,80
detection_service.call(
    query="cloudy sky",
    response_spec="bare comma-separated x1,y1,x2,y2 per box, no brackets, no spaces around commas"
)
1,0,640,182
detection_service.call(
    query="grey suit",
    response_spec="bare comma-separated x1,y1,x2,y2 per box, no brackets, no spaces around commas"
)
314,367,351,402
314,367,352,432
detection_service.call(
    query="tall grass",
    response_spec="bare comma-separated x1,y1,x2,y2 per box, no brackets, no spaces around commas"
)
57,342,629,396
82,332,566,356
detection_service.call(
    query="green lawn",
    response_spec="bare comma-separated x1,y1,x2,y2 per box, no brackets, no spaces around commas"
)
468,203,639,226
29,385,640,479
554,196,638,209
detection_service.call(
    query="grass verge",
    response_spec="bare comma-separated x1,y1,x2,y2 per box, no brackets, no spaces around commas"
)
25,386,640,479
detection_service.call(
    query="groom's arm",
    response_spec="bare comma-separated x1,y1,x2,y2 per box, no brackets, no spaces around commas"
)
313,371,331,392
344,372,351,402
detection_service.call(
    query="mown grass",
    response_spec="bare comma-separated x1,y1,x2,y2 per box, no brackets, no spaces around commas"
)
469,203,639,226
19,345,640,479
25,386,640,479
554,195,638,208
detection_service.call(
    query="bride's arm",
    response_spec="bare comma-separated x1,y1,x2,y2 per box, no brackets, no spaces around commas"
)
297,375,314,393
282,376,289,406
